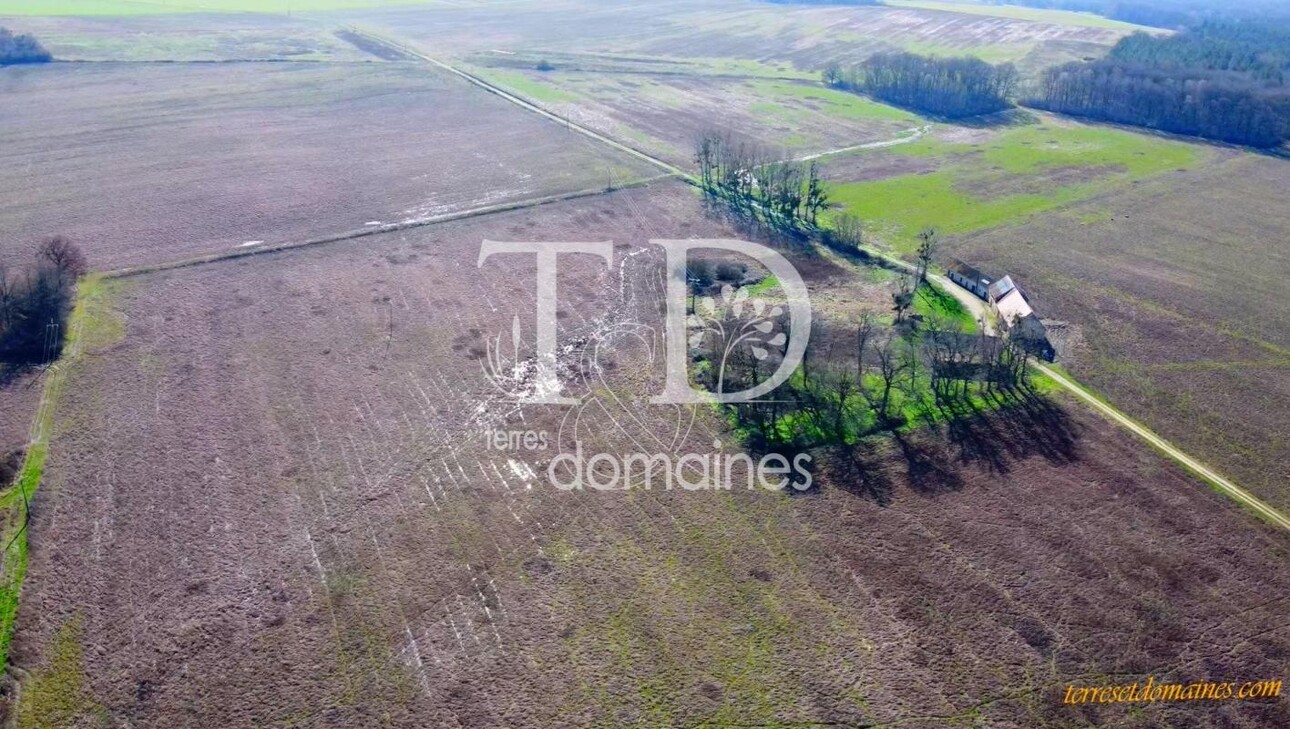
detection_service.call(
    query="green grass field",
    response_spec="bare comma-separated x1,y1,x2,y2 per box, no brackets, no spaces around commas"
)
826,119,1204,254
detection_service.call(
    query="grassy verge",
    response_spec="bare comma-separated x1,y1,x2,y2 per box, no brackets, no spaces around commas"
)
914,280,977,333
0,275,122,674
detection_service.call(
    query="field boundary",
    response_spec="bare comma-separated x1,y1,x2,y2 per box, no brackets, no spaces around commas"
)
101,175,670,280
0,278,104,675
340,27,694,180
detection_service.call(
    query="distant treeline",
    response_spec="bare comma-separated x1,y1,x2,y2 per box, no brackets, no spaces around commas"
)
1028,22,1290,148
988,0,1290,28
0,28,51,66
824,53,1017,119
1110,23,1290,84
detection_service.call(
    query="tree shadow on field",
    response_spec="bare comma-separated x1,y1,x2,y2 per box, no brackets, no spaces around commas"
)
891,429,966,497
943,389,1081,476
828,439,898,506
0,362,42,390
827,390,1081,505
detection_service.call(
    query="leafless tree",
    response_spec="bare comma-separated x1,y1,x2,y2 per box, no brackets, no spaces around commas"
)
874,336,907,423
39,235,88,282
892,270,916,324
914,227,938,288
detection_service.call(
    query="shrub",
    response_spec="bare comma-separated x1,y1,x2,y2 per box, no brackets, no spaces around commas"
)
715,261,745,282
688,259,714,288
0,27,52,66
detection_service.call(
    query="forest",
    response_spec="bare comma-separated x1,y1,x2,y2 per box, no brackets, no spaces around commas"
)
1110,23,1290,83
0,28,51,66
1029,22,1290,147
996,0,1290,27
824,52,1017,119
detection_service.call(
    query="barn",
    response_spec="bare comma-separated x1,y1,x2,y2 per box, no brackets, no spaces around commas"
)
945,258,991,299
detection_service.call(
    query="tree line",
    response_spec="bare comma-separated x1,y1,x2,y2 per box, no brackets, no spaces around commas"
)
824,52,1018,119
0,238,87,366
1028,19,1290,147
1029,61,1290,148
994,0,1290,29
0,28,51,66
1110,23,1290,85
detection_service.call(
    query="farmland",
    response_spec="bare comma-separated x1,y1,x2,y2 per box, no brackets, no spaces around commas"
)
458,68,923,167
343,0,1143,70
0,60,657,270
2,0,1289,726
10,184,1290,728
950,153,1290,513
1,13,378,62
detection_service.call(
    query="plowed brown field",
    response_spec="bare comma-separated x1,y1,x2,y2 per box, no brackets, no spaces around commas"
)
11,185,1288,728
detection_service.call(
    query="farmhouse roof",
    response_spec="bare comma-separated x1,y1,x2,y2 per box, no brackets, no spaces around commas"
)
946,258,988,284
987,275,1016,301
995,287,1034,324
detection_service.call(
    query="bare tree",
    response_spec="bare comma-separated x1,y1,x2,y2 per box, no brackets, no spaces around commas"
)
826,213,864,253
39,236,88,286
804,161,828,226
856,312,875,380
874,336,907,423
891,270,915,324
914,227,938,288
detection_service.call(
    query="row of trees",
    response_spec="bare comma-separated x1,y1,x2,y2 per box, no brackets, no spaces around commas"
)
694,131,829,236
0,238,87,366
0,28,51,66
824,52,1018,119
1029,61,1289,147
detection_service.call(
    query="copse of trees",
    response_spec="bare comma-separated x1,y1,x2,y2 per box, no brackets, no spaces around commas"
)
1026,19,1290,147
824,52,1018,119
0,28,52,66
693,305,1035,455
1029,60,1289,147
0,238,87,366
694,131,828,238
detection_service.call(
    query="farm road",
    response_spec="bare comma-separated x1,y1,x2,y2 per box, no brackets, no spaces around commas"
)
794,124,933,162
101,25,1290,534
923,269,1290,532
